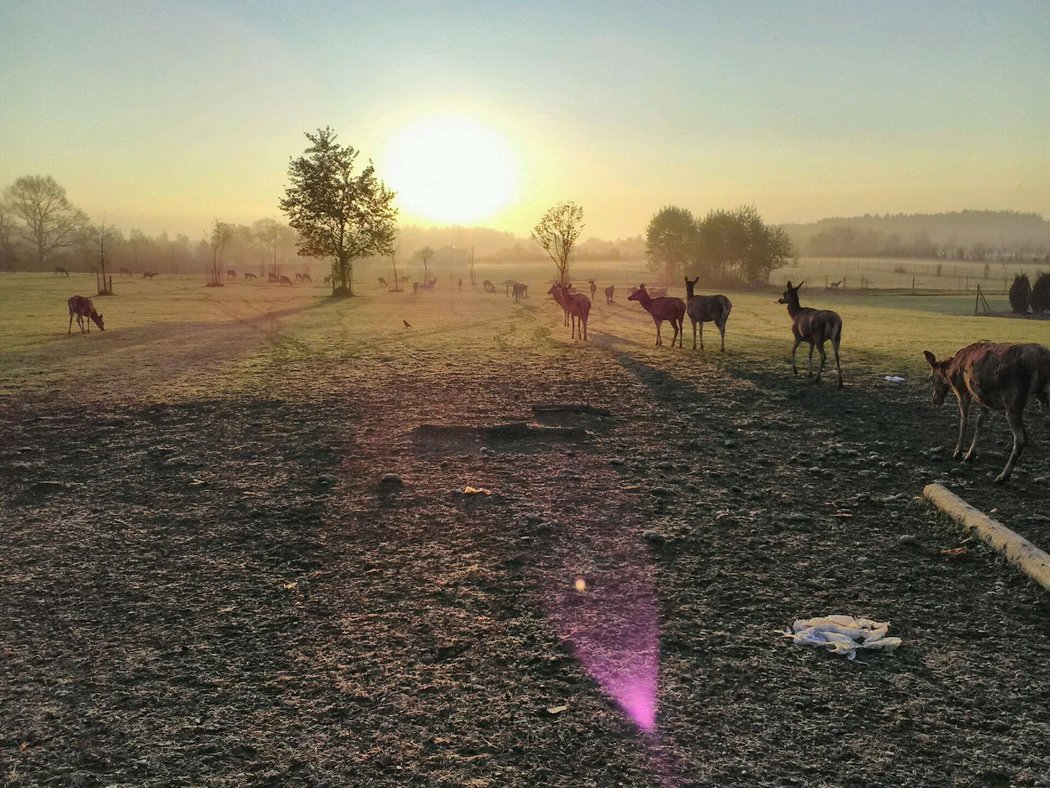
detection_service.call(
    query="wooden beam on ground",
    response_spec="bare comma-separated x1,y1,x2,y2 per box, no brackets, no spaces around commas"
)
923,483,1050,592
530,404,612,417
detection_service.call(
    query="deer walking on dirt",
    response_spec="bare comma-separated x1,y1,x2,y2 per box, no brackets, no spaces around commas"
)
924,342,1050,483
684,277,732,352
778,280,843,387
67,295,104,334
628,284,686,347
605,285,614,304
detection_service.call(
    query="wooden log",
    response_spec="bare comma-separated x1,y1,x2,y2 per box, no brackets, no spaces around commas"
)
923,483,1050,592
530,404,612,417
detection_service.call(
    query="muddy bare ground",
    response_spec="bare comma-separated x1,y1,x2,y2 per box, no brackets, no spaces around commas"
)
2,293,1049,787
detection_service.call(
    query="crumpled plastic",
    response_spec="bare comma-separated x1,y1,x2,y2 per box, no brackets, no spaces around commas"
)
784,615,902,660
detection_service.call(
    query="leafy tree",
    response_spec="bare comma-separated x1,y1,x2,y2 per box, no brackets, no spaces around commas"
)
532,201,584,284
280,127,397,296
693,205,793,285
1009,273,1031,314
645,206,696,284
2,175,89,268
1029,272,1050,313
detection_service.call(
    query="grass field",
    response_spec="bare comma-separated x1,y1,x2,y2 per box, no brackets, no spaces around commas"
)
2,267,1050,786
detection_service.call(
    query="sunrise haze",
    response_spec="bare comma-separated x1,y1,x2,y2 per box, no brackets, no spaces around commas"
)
2,0,1047,240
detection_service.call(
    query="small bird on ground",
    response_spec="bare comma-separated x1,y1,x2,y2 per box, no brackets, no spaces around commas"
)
403,320,412,328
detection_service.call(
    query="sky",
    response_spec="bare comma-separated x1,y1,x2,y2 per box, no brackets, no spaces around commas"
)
2,0,1048,241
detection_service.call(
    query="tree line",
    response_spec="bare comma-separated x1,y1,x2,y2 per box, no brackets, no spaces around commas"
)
645,205,795,286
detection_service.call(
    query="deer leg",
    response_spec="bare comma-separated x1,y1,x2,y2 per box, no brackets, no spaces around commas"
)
814,341,827,383
654,317,662,346
691,319,697,350
807,342,815,378
963,406,988,462
833,338,842,387
790,337,802,376
996,400,1028,483
953,396,971,460
719,321,726,353
68,312,74,334
699,321,704,350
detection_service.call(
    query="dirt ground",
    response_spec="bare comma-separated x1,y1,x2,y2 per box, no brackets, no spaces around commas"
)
2,281,1049,786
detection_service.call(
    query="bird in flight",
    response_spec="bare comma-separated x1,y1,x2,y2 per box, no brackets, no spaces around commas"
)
403,320,412,328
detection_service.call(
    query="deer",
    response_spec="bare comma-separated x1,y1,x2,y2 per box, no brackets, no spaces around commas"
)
324,275,331,285
54,267,69,277
67,295,104,334
924,342,1050,483
119,267,133,278
588,279,597,301
548,283,590,340
627,284,686,347
778,280,843,387
483,280,496,293
605,285,614,304
142,271,158,280
512,282,527,302
379,276,388,288
301,273,312,283
684,277,732,352
226,269,237,279
295,273,304,282
268,272,280,283
243,272,257,280
279,275,293,286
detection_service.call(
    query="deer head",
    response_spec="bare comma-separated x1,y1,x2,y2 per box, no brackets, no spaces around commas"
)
627,284,647,302
923,350,952,405
778,280,804,305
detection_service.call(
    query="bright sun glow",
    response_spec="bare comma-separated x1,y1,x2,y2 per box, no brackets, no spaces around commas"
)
381,115,520,224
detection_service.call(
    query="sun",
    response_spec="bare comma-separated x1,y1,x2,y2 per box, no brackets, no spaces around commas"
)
380,115,520,225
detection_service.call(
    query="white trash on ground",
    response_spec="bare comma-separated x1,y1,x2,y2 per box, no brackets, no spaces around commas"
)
784,615,902,659
883,375,907,384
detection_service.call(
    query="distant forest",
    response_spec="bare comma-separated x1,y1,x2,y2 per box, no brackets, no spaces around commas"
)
783,210,1050,262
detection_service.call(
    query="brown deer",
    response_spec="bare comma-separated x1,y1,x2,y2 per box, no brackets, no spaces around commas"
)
605,285,614,304
588,279,597,300
302,272,312,283
54,267,69,277
512,282,527,302
142,271,158,280
279,275,293,286
778,280,843,387
924,342,1050,483
67,295,104,334
243,272,257,280
119,267,133,278
627,284,685,347
684,277,732,352
268,272,280,283
483,279,496,293
226,269,237,279
295,273,304,282
379,276,388,288
547,283,590,340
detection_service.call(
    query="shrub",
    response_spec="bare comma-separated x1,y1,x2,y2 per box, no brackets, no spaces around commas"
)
1009,273,1031,314
1029,272,1050,313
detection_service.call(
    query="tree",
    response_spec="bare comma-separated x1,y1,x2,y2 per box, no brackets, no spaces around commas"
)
645,206,696,285
532,201,584,284
90,219,116,295
279,127,397,297
208,221,233,286
693,206,794,285
2,176,89,269
418,245,434,283
1029,272,1050,313
1009,273,1031,314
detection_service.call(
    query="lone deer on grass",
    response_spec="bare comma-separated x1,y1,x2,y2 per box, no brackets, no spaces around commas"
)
588,279,597,301
684,277,732,352
54,267,69,277
226,269,237,279
778,280,843,387
67,295,104,334
924,342,1050,483
142,271,158,280
605,285,614,304
628,284,686,347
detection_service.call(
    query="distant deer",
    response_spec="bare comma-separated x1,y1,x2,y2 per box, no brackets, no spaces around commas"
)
483,280,496,293
54,267,69,277
925,342,1050,483
324,275,331,285
684,277,732,352
588,279,597,300
301,273,312,283
829,281,842,289
142,271,158,280
119,267,133,278
512,282,527,302
67,295,104,334
458,278,463,292
379,276,388,288
268,272,280,283
778,280,843,387
279,275,293,286
605,285,614,304
225,269,235,279
548,283,590,340
243,272,257,280
628,284,685,347
295,273,304,282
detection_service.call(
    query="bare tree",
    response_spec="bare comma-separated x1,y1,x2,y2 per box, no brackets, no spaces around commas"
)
91,219,116,295
468,245,477,286
208,220,233,287
532,201,584,284
418,245,434,283
2,176,89,269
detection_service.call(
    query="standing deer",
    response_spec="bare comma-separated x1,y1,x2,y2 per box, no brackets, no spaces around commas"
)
301,272,312,283
605,285,614,304
243,272,257,280
227,269,237,279
684,277,732,352
379,276,388,288
512,282,527,302
548,283,590,341
588,279,597,301
924,342,1050,483
142,272,158,280
54,267,69,277
627,284,685,347
67,295,104,334
778,280,843,387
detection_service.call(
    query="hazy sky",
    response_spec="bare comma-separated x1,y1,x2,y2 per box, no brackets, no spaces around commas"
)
2,0,1048,240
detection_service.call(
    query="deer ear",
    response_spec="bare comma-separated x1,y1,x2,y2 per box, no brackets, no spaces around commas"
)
923,350,937,367
797,280,805,289
785,280,793,288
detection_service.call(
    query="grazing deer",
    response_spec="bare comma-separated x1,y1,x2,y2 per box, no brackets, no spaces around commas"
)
227,269,237,279
778,280,843,387
67,295,104,334
54,267,69,277
279,275,293,286
119,267,133,278
512,282,527,302
295,273,304,282
302,273,312,283
548,283,590,340
142,271,158,280
243,272,257,280
268,272,280,283
483,280,496,293
924,342,1050,483
605,285,614,304
684,277,732,352
628,283,686,347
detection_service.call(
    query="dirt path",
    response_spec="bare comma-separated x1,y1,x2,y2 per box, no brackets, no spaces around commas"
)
3,289,1048,786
